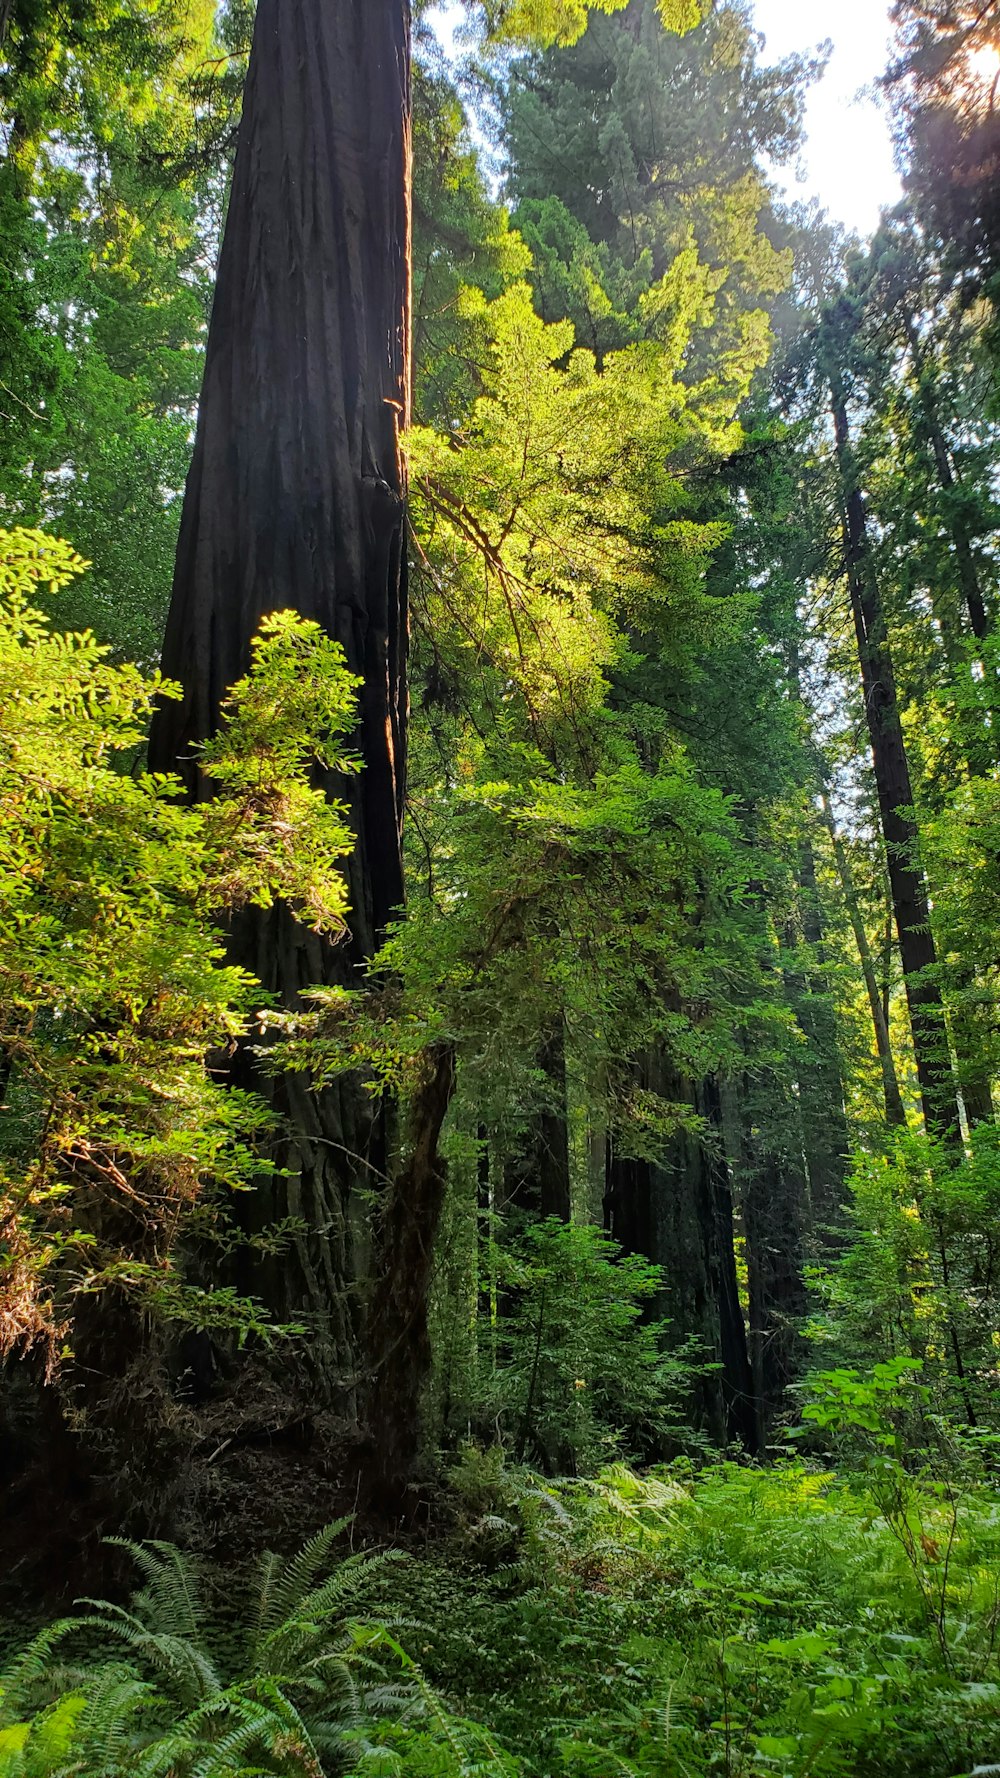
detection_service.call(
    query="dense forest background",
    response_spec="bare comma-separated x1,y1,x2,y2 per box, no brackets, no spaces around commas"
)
3,0,1000,1772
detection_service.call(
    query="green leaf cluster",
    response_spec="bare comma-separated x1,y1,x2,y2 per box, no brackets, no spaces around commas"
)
0,527,357,1381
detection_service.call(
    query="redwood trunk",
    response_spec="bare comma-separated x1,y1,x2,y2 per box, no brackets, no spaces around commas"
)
604,1061,757,1452
901,317,995,1123
503,1026,572,1222
726,1062,809,1441
148,0,412,1386
365,1042,456,1501
784,832,850,1241
831,383,961,1147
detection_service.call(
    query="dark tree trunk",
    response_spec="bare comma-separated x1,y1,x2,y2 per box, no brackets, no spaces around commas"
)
898,318,995,1125
831,382,961,1148
604,1060,757,1452
821,793,907,1127
503,1026,572,1222
776,782,850,1241
795,833,851,1236
732,1070,809,1442
699,1077,759,1454
150,0,410,927
783,646,851,1226
365,1042,456,1505
903,311,989,643
148,1,413,1398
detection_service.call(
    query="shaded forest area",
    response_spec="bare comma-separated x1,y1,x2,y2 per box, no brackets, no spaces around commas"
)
3,0,1000,1771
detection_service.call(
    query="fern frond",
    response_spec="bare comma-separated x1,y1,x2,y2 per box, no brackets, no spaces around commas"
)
294,1546,404,1621
73,1610,220,1708
246,1551,281,1668
104,1538,206,1642
239,1676,322,1767
74,1663,159,1771
0,1619,89,1719
190,1700,278,1778
181,1678,322,1778
255,1552,405,1674
253,1518,354,1641
130,1632,220,1706
343,1740,405,1778
133,1725,205,1778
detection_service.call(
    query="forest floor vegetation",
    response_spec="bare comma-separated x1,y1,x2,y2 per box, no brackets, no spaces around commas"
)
2,1442,999,1778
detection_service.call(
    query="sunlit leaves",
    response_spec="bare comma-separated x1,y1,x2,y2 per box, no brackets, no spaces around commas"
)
0,528,358,1366
471,0,700,50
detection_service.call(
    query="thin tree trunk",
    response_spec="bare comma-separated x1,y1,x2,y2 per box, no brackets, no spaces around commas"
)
831,380,961,1148
476,1127,497,1369
903,311,989,642
783,644,851,1233
734,1068,809,1442
821,793,907,1127
899,317,995,1124
147,0,413,1404
799,837,851,1207
700,1077,759,1454
881,903,894,1036
365,1041,456,1503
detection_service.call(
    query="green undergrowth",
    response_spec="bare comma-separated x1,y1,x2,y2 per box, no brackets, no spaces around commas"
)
3,1457,1000,1777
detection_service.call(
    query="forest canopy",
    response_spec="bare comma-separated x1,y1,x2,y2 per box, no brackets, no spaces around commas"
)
2,1,1000,1775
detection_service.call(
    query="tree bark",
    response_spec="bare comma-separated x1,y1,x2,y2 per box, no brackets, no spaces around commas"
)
365,1041,456,1504
148,0,413,1396
899,315,995,1124
725,1059,809,1442
797,834,851,1229
783,645,850,1233
150,0,410,929
503,1025,572,1222
821,793,908,1128
831,379,961,1148
604,1060,757,1452
903,310,989,643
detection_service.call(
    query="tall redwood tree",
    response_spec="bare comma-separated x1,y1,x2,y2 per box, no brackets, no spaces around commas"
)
148,0,691,1485
149,0,413,1403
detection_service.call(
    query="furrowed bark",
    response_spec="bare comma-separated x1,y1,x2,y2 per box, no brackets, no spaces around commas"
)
831,378,962,1148
604,1060,757,1453
365,1041,456,1502
148,0,413,1393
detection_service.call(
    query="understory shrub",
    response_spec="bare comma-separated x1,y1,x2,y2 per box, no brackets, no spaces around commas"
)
3,1457,1000,1776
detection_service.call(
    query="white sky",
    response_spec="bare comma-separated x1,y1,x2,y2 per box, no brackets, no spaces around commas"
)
426,0,902,237
754,0,901,235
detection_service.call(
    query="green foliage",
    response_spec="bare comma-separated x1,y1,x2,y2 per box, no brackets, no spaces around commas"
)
10,1457,1000,1777
0,1524,539,1778
801,1124,1000,1436
345,1455,1000,1778
0,1527,386,1777
467,0,701,51
468,1219,695,1470
6,36,1000,1778
503,1,808,380
0,0,244,658
0,527,357,1384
